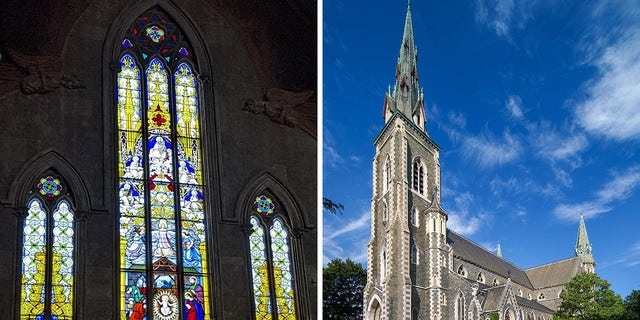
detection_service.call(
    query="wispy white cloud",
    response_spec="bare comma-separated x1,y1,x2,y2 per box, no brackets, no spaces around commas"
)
505,95,524,120
574,30,640,141
554,166,640,221
323,209,371,265
445,192,487,235
599,241,640,269
448,111,467,129
475,0,515,38
323,143,343,168
525,119,589,186
528,120,589,165
461,128,522,168
489,175,563,200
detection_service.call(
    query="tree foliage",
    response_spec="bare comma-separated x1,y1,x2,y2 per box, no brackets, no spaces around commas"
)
620,290,640,320
323,197,344,215
323,258,367,319
554,272,624,320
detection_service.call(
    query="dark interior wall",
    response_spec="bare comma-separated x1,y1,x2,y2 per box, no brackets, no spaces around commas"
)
0,0,317,319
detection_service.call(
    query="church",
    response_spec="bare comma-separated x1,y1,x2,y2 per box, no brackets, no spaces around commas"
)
0,1,316,319
363,4,596,320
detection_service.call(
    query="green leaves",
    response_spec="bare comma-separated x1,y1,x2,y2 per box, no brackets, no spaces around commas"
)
323,258,367,319
554,272,624,320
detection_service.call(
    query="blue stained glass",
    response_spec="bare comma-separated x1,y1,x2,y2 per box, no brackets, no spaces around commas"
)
122,39,133,48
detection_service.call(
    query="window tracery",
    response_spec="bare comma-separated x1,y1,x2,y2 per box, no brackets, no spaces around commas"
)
116,7,210,320
19,176,75,320
248,195,297,320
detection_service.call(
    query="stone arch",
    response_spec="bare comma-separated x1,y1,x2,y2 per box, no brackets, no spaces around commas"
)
411,155,425,194
367,295,383,320
237,171,311,318
504,307,516,320
8,148,90,319
7,149,91,212
235,171,309,230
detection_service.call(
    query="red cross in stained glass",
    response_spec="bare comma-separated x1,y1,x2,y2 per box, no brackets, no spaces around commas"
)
152,113,166,127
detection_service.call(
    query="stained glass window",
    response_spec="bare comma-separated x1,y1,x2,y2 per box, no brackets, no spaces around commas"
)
117,7,210,320
248,196,297,320
20,180,75,320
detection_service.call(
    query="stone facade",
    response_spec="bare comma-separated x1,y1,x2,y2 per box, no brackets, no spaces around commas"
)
363,4,595,320
0,1,316,319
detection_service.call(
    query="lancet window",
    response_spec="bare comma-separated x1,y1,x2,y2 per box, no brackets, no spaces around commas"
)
116,8,210,320
19,176,75,320
248,195,297,319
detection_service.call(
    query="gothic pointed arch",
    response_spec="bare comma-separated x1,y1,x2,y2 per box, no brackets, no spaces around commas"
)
235,172,310,230
107,4,218,319
9,149,89,320
366,295,383,320
240,175,311,319
7,149,91,212
455,290,466,320
411,156,424,195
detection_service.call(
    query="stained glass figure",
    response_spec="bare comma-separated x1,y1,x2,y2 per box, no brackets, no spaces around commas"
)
248,205,297,319
118,7,209,320
20,195,75,320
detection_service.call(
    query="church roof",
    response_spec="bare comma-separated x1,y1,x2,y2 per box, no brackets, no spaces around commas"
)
447,230,535,289
525,257,582,289
482,285,507,311
515,296,555,314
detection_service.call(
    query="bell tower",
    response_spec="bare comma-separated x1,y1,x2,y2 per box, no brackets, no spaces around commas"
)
363,2,450,319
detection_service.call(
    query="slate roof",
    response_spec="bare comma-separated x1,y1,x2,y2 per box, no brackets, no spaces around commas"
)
447,230,535,289
515,296,555,314
482,285,507,311
525,257,582,289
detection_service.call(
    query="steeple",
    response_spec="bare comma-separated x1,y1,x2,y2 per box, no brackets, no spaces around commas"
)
382,1,426,132
575,214,595,266
497,242,503,258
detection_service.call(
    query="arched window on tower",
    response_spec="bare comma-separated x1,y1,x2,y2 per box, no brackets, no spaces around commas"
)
410,207,418,227
411,244,418,264
116,7,211,320
381,248,387,283
383,155,391,192
248,195,297,319
19,176,75,320
412,158,424,195
477,272,485,283
382,201,388,222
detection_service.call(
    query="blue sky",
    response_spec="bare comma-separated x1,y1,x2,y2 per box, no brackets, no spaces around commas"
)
322,0,640,298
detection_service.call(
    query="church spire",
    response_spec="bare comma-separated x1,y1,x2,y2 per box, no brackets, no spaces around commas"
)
497,242,502,258
575,214,595,265
382,1,426,131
